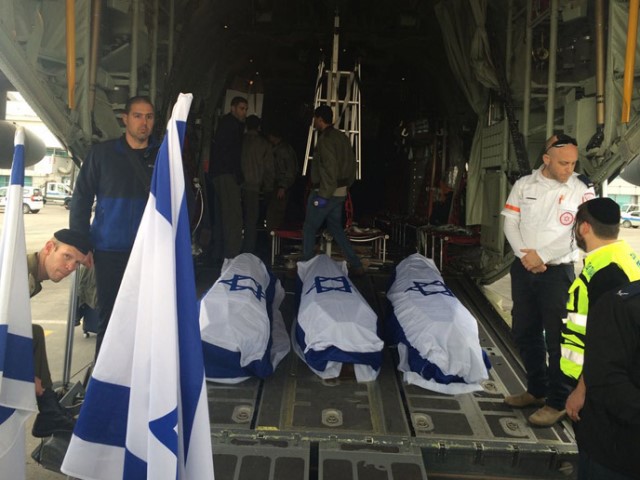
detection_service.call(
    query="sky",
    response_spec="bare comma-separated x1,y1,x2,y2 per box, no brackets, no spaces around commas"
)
7,91,64,149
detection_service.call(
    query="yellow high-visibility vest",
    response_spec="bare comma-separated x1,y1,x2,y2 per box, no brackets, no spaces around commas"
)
561,240,640,380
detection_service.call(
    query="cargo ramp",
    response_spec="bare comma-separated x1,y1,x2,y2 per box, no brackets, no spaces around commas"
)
206,270,578,480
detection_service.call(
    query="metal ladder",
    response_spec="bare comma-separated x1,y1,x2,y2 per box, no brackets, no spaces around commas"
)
303,14,362,180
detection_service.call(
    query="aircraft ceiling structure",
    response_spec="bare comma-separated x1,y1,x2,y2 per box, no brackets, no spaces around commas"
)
6,0,640,284
152,0,498,161
0,0,519,162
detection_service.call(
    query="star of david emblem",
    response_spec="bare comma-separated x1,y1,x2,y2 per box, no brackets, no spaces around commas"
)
404,280,454,297
305,275,352,295
219,274,265,301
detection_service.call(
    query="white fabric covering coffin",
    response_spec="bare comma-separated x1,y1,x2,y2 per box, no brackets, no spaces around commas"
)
293,255,383,382
199,253,289,383
387,254,489,394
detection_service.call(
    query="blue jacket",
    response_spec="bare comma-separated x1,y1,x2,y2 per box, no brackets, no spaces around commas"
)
70,136,159,252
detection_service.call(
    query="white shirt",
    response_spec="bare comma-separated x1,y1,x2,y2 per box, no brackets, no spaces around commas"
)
501,168,595,265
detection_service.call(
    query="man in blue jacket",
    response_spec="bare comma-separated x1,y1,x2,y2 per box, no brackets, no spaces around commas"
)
70,96,158,356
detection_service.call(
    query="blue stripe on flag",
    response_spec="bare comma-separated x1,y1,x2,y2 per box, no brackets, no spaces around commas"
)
73,377,130,447
0,324,6,374
123,448,147,479
0,405,15,424
152,120,187,223
295,322,382,372
149,408,178,455
202,343,251,379
0,327,35,382
10,144,25,185
202,342,275,379
176,182,205,460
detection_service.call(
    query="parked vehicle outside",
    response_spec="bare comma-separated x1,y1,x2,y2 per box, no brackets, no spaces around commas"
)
0,186,44,213
621,210,640,228
40,181,72,208
621,203,640,213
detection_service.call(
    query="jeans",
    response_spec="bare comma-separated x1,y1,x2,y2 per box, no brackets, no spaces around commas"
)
302,194,362,268
510,260,574,410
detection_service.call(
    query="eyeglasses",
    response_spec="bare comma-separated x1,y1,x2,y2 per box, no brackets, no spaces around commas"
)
545,134,577,153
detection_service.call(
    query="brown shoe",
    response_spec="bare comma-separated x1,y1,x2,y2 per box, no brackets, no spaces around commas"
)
504,391,545,408
528,406,566,427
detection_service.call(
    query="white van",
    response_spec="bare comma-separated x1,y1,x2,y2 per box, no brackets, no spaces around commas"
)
41,181,73,208
0,186,44,214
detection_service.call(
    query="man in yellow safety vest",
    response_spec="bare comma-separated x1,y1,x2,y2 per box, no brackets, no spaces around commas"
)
562,197,640,423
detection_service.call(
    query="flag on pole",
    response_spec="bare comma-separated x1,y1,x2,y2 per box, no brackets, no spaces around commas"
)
0,127,37,479
62,93,215,479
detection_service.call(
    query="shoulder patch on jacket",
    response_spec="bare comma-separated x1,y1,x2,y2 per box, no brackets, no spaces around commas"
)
577,174,594,188
614,280,640,300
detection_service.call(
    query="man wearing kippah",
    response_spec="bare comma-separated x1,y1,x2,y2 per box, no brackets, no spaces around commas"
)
501,134,596,426
28,229,93,437
560,198,640,478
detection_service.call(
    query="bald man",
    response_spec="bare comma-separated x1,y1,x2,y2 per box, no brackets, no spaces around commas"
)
501,134,596,427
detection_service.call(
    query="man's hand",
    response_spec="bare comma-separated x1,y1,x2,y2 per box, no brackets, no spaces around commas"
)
34,376,44,397
312,195,328,208
80,251,94,269
520,248,544,271
566,377,586,422
276,187,285,200
530,264,547,274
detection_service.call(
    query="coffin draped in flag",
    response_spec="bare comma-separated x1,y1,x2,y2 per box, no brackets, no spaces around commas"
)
386,253,491,395
293,255,383,382
199,253,289,383
62,93,215,480
0,127,37,479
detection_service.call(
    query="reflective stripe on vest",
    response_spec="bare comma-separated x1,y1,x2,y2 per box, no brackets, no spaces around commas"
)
561,241,640,380
560,346,584,380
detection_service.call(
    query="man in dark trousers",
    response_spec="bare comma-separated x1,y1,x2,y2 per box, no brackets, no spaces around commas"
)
211,96,248,262
70,95,158,357
302,105,363,276
241,114,273,254
501,133,595,427
266,129,298,231
29,229,93,437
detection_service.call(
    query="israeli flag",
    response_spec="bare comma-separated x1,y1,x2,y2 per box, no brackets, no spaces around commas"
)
0,127,36,479
200,253,289,383
293,255,383,382
386,254,490,394
62,94,215,479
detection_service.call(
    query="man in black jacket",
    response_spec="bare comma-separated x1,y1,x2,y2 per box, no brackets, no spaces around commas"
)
211,96,248,262
575,281,640,479
70,96,157,357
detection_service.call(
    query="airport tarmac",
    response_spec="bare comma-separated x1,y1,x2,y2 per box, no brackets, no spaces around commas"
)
10,206,640,478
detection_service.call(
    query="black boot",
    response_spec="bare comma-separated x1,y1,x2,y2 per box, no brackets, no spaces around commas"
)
32,389,76,438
